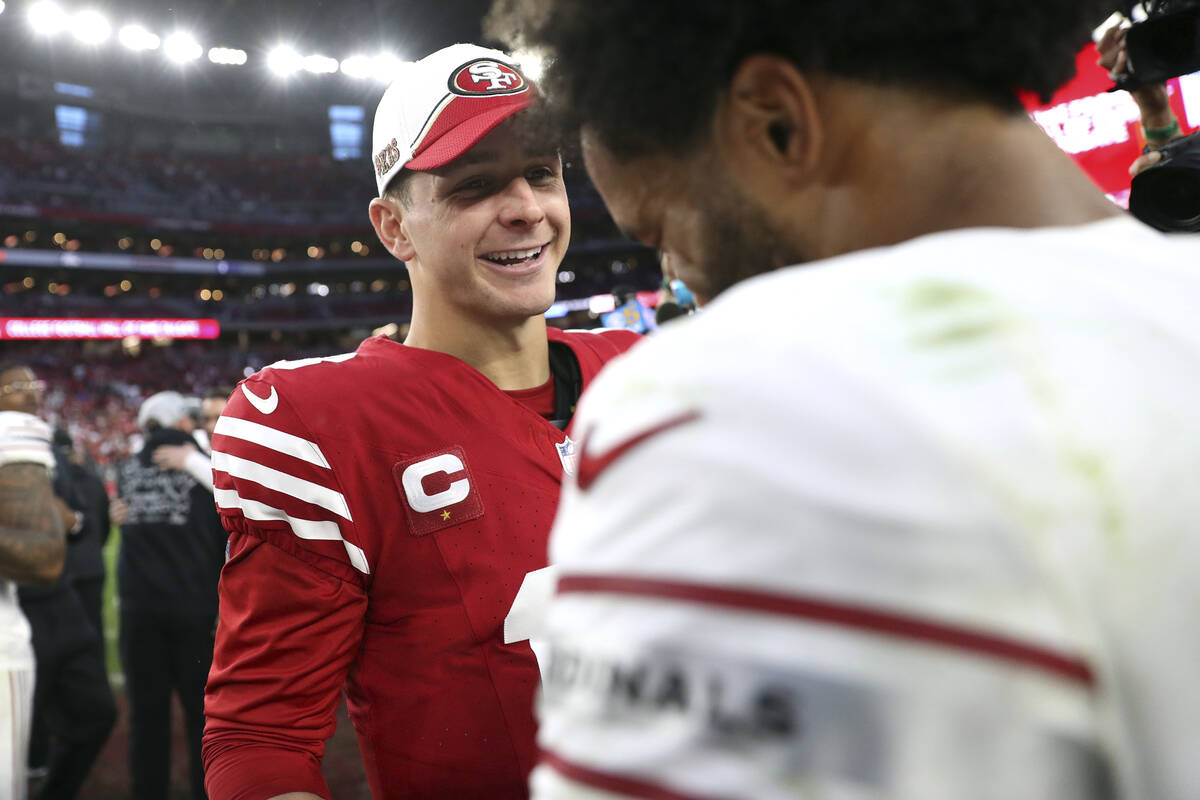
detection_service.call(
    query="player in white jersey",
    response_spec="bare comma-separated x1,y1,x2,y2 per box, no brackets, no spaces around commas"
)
0,364,69,799
489,1,1200,798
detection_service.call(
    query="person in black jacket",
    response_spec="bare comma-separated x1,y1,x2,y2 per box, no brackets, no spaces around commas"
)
52,428,111,651
116,391,226,800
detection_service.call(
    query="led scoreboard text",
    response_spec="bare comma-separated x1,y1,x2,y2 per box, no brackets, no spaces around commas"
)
0,318,221,340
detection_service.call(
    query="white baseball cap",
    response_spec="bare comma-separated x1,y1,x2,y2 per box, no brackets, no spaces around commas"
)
137,391,197,429
371,43,535,196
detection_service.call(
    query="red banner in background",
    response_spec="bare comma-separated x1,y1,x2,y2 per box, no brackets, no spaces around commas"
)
1023,45,1197,207
0,318,221,340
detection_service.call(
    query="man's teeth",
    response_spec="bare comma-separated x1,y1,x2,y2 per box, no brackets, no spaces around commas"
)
483,246,543,264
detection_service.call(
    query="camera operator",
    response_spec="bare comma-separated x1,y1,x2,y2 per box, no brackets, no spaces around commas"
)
1099,2,1200,231
1097,22,1189,176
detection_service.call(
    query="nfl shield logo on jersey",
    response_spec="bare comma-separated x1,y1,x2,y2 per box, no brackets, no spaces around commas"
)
556,436,579,478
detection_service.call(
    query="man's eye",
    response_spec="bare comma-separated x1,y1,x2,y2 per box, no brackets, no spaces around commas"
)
456,178,488,193
527,167,555,182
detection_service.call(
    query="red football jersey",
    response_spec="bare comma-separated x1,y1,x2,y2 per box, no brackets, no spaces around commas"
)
202,329,640,800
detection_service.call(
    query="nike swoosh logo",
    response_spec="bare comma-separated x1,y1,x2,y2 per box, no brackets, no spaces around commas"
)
576,410,700,491
240,383,279,415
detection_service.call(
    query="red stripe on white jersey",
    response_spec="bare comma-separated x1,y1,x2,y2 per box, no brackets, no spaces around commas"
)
556,574,1094,686
541,749,724,800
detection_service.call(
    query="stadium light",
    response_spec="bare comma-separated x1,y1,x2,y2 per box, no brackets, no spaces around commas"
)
514,51,545,81
70,9,111,45
208,46,247,66
303,54,338,74
339,54,372,79
373,53,401,82
164,31,202,63
267,45,302,77
118,23,159,51
28,1,68,36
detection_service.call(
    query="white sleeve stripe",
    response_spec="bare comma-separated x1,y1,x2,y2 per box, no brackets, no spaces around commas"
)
0,433,51,441
213,416,331,469
0,445,54,469
214,487,369,574
211,450,352,520
264,352,357,371
0,411,53,436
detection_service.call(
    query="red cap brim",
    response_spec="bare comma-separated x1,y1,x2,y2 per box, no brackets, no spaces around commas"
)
405,92,534,171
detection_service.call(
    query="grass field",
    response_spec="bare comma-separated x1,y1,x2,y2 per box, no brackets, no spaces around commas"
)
102,525,121,680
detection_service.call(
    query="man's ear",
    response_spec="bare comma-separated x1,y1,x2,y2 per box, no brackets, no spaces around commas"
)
713,54,823,187
369,197,417,262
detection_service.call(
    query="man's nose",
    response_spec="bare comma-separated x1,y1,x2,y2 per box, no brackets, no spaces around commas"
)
497,177,545,228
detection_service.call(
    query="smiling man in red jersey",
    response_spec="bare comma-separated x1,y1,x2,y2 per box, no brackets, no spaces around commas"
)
201,43,640,800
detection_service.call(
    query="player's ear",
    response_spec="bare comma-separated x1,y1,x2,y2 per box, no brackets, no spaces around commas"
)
714,54,823,189
369,197,417,262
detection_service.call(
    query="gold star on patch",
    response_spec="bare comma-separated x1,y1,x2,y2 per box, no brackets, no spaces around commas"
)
441,510,451,521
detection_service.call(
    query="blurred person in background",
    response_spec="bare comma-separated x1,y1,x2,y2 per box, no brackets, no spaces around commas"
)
2,365,112,800
52,428,110,653
150,388,232,493
201,43,639,800
199,388,232,440
117,391,227,800
490,1,1200,798
0,363,67,800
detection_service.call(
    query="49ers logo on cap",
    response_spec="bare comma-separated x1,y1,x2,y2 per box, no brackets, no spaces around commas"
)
449,58,527,97
393,446,485,536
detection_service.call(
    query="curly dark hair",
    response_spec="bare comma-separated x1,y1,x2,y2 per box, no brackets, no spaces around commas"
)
486,0,1114,158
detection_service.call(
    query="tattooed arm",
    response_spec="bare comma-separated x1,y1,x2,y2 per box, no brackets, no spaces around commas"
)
0,462,67,585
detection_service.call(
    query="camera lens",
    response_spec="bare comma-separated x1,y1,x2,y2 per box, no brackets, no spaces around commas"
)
1130,133,1200,232
1157,173,1200,225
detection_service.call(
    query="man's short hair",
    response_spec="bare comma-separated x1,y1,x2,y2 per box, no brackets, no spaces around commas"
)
205,386,235,403
487,0,1113,159
383,169,415,207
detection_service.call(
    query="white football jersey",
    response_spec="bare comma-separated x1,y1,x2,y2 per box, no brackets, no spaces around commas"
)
0,411,51,672
535,217,1200,800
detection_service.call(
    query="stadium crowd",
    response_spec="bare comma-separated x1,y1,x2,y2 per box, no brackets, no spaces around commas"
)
0,135,371,227
13,342,336,470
